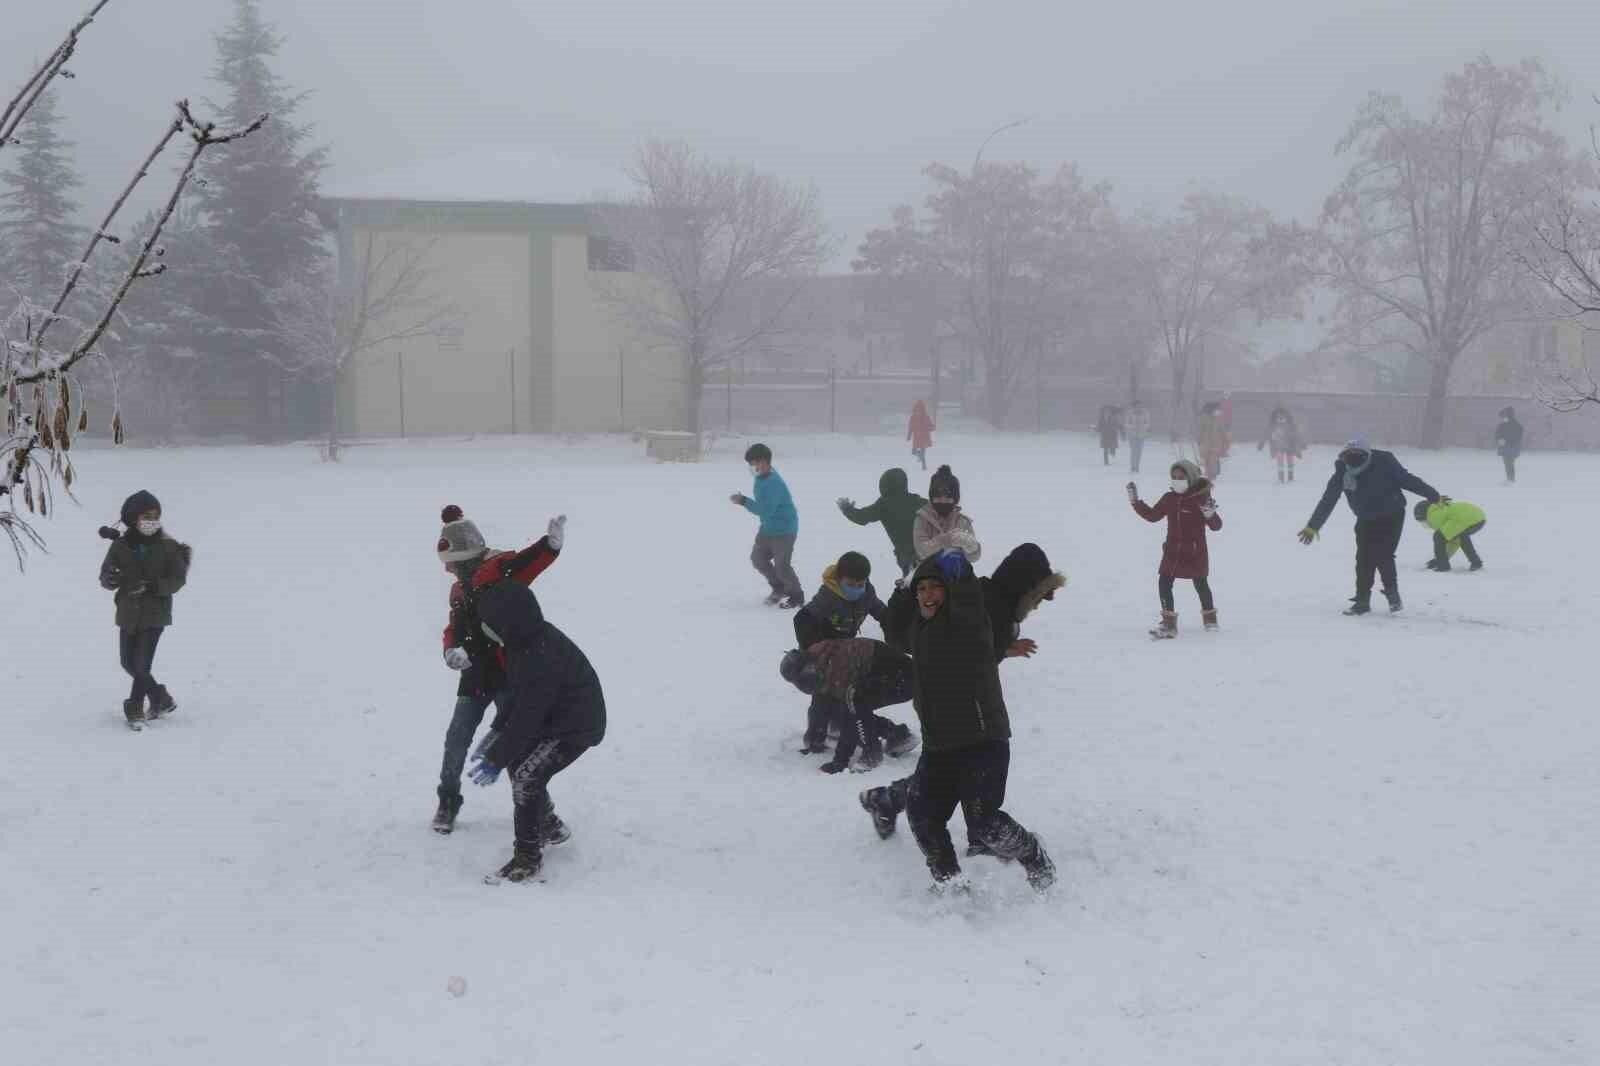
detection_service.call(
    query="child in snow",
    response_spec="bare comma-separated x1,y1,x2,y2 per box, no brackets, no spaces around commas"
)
837,468,928,579
913,465,981,564
1196,403,1230,480
857,550,1055,893
1258,406,1304,483
1123,400,1152,474
97,490,191,730
907,399,935,470
1495,407,1524,484
794,551,886,753
1128,460,1223,638
1298,438,1441,615
434,505,566,834
1096,405,1123,466
780,639,918,773
1415,498,1487,572
466,581,605,884
731,442,804,608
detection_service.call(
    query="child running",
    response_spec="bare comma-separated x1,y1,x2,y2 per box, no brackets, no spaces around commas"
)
837,469,927,579
731,443,803,608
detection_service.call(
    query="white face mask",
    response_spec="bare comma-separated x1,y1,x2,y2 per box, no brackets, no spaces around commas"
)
137,519,162,536
1169,479,1189,495
748,464,761,477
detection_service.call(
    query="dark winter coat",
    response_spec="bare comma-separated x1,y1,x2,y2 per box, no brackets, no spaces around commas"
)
793,563,885,649
99,532,191,631
839,469,926,573
1495,417,1524,458
884,557,1011,754
1097,407,1123,448
442,537,561,697
1132,480,1222,579
1308,449,1439,529
980,542,1066,663
475,581,605,769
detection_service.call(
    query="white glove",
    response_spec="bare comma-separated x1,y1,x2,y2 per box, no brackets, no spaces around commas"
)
547,514,567,551
1126,482,1138,503
444,647,471,671
1201,500,1218,519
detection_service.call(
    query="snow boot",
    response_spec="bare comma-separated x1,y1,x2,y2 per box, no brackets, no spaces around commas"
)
541,814,571,847
1021,836,1057,894
432,794,463,834
884,723,920,758
1202,609,1219,632
776,595,802,610
492,847,542,883
763,591,784,607
1385,589,1403,614
1149,610,1178,639
147,685,177,719
1469,561,1483,572
122,698,147,731
1343,598,1371,616
859,786,899,839
964,840,1016,863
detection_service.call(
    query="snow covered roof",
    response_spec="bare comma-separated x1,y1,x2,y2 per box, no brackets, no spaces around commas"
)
322,145,628,206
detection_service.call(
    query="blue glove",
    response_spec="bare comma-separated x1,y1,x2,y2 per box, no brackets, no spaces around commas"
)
467,754,501,787
936,549,971,584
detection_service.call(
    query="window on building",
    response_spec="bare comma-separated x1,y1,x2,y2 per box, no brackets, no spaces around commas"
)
588,236,634,272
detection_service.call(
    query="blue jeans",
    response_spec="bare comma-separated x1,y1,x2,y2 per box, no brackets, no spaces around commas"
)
439,690,505,803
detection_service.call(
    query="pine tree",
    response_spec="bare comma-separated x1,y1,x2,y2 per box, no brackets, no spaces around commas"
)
190,0,328,437
0,88,84,313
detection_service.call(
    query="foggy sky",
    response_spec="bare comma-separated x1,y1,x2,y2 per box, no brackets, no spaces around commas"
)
5,0,1597,263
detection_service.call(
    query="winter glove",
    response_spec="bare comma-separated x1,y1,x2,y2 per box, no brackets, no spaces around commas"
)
546,515,567,551
1200,500,1218,519
443,646,471,671
1297,527,1319,545
98,525,122,541
935,549,971,584
730,493,749,506
467,755,501,787
836,497,855,513
819,757,849,774
1125,482,1138,503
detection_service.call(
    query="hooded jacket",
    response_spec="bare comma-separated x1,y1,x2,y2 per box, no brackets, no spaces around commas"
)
884,556,1010,753
442,535,561,698
907,401,935,451
839,469,927,571
1419,499,1487,546
1308,449,1439,528
1132,461,1222,579
793,563,885,649
980,543,1066,662
475,581,605,768
913,504,981,564
1495,416,1524,458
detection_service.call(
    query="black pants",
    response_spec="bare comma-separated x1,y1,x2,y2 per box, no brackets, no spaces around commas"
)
905,740,1037,880
1158,575,1214,612
1433,521,1485,569
510,738,590,855
805,693,895,751
1354,511,1405,602
119,627,164,703
1502,455,1516,482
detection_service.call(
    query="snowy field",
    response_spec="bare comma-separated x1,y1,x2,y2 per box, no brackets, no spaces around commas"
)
3,430,1596,1066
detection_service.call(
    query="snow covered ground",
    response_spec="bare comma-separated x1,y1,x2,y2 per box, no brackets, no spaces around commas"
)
3,430,1596,1065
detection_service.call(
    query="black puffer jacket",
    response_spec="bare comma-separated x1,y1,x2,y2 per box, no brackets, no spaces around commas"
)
475,582,606,767
884,556,1010,753
980,543,1064,664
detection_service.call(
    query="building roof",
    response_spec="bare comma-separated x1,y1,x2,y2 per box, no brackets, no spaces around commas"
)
323,144,628,206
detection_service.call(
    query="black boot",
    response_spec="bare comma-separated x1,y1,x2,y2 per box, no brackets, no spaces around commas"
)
1021,836,1057,893
148,685,177,719
859,786,899,839
884,723,920,757
1385,589,1403,614
1343,596,1371,616
493,847,542,883
122,698,147,731
432,793,463,834
541,814,571,846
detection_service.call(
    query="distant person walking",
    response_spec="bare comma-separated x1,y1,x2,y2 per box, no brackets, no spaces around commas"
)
1297,438,1442,616
1123,400,1152,474
1096,405,1123,466
731,442,804,608
1495,407,1524,484
1258,405,1304,484
907,400,935,471
1196,402,1230,480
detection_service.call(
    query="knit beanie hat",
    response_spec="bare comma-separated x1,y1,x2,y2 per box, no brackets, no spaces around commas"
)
929,464,960,502
437,504,488,564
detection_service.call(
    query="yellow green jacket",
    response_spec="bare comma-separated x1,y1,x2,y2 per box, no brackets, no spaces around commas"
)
1421,500,1486,547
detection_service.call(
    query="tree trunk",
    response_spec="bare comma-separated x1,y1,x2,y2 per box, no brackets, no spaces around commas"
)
983,352,1009,428
1420,354,1453,449
1168,357,1186,442
685,358,704,440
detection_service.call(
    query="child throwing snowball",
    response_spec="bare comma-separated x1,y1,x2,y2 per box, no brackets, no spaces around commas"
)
1128,461,1223,638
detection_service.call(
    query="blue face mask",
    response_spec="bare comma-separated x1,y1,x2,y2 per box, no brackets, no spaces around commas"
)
841,582,868,603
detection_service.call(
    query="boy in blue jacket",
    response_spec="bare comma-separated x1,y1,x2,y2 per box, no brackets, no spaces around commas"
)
731,442,804,608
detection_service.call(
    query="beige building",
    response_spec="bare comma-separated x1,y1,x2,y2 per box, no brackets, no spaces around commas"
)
322,195,685,437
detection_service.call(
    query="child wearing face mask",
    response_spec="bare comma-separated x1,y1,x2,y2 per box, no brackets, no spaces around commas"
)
913,465,981,564
731,442,804,608
1128,461,1223,638
97,490,192,730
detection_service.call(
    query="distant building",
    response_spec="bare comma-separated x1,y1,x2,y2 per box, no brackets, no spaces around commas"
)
320,148,685,436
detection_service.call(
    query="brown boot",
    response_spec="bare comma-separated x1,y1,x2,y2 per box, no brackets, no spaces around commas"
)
1202,609,1219,631
1149,610,1178,640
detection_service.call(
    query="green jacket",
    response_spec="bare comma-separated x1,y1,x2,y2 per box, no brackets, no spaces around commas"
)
1421,500,1486,547
839,469,926,571
99,534,191,630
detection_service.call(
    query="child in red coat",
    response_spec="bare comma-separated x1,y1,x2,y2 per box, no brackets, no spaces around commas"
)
1127,459,1223,638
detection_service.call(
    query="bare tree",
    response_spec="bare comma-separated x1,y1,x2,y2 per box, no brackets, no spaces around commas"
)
595,139,832,440
1126,191,1302,438
1317,57,1574,447
856,161,1112,427
269,230,460,458
1,2,264,566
